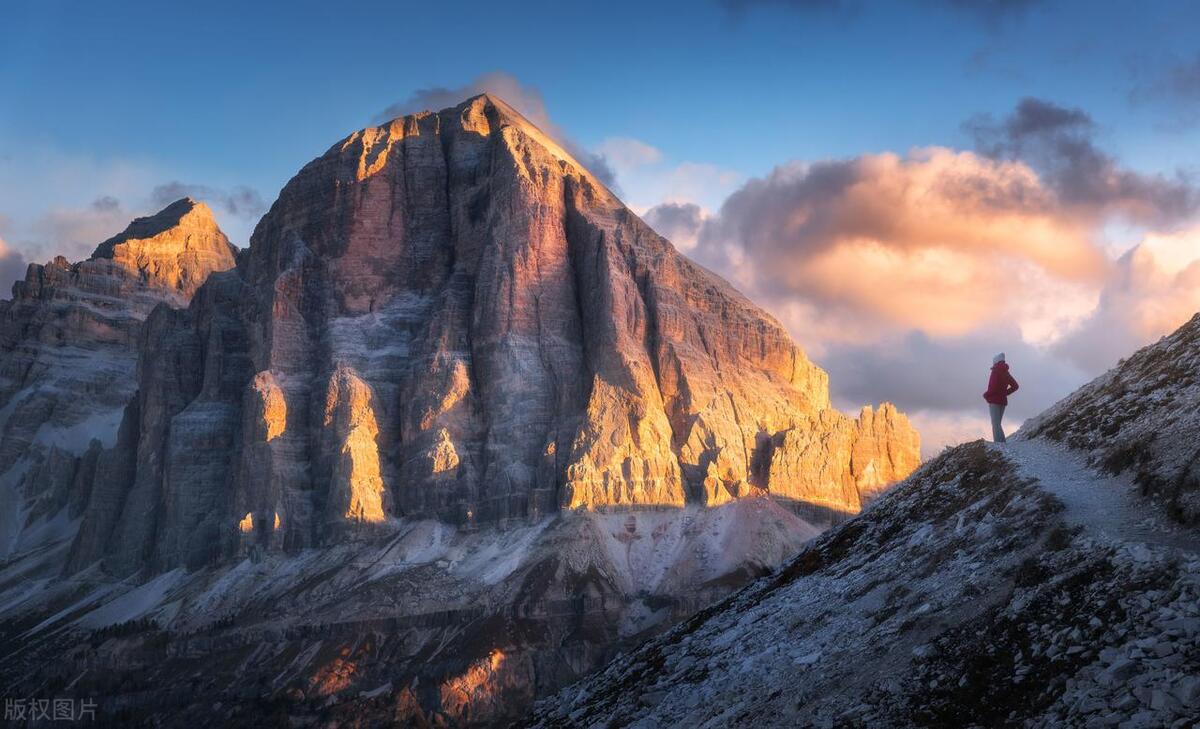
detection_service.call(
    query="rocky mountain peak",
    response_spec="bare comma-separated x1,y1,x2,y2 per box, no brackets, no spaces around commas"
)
89,197,236,298
55,95,921,576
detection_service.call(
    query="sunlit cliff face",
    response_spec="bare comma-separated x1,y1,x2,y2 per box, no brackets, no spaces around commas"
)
237,511,280,534
439,650,509,720
93,198,238,299
322,365,388,524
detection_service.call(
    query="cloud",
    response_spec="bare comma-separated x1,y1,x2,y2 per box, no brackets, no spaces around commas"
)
376,71,553,129
689,147,1105,347
1128,53,1200,128
597,137,743,217
823,327,1086,423
1055,226,1200,372
374,72,619,189
8,183,261,268
0,142,261,269
597,138,663,169
965,97,1199,225
1130,53,1200,104
1158,54,1200,101
27,196,134,262
643,202,707,251
91,195,120,212
150,182,266,220
0,235,27,297
661,98,1200,453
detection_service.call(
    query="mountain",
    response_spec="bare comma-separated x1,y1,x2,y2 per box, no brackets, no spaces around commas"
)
65,94,920,576
0,95,919,726
0,198,235,557
525,313,1200,728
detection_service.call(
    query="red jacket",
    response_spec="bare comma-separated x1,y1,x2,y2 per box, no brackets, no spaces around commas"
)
983,362,1019,406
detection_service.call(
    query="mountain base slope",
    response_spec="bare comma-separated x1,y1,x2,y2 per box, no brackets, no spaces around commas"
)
525,442,1200,728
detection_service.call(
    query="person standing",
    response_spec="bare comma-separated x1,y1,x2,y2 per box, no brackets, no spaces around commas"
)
983,353,1019,443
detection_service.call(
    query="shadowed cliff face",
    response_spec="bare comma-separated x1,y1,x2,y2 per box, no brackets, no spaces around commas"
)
63,94,920,576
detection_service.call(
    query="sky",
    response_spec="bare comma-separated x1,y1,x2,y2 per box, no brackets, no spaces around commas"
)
3,0,1200,455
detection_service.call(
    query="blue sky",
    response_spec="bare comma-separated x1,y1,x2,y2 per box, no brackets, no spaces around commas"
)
4,0,1198,222
3,0,1200,451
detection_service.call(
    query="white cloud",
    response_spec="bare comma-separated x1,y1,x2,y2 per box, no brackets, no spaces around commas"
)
595,137,743,215
597,137,663,169
375,71,619,188
690,148,1108,348
1056,225,1200,372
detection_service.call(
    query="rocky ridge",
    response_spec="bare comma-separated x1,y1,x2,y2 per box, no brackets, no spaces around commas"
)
526,442,1200,728
1022,313,1200,523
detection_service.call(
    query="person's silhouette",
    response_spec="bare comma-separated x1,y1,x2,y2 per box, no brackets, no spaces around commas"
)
983,352,1019,443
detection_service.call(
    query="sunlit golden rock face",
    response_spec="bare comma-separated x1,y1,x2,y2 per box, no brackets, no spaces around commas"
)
250,370,288,442
439,650,521,723
66,95,919,575
427,428,460,475
91,198,237,299
321,365,388,524
763,404,922,517
563,375,686,509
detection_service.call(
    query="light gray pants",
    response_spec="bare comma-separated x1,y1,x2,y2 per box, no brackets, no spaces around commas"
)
989,403,1006,443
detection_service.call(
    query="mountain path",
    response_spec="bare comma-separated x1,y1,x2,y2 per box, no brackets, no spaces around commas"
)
998,438,1200,555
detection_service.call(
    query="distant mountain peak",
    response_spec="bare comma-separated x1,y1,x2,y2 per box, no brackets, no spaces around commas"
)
88,197,236,296
91,197,207,259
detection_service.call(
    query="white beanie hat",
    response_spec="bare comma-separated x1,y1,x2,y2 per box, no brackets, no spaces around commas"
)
993,352,1006,364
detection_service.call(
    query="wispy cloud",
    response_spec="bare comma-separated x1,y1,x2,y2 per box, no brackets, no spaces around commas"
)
643,202,707,251
685,147,1105,346
1055,226,1200,372
600,138,742,220
1128,52,1200,129
28,195,135,262
0,144,261,263
150,182,266,220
